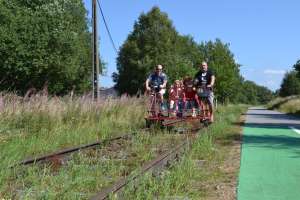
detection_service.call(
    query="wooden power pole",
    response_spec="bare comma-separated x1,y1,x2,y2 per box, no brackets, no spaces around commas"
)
92,0,100,100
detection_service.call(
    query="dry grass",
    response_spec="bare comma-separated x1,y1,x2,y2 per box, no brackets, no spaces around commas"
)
122,104,247,199
0,92,188,199
0,92,247,199
267,95,300,115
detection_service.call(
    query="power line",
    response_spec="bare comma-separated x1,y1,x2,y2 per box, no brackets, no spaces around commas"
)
96,0,118,54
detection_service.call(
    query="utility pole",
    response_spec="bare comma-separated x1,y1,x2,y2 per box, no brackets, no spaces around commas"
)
92,0,100,100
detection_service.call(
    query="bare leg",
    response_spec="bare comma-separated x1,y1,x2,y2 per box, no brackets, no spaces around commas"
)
170,100,175,110
209,104,214,122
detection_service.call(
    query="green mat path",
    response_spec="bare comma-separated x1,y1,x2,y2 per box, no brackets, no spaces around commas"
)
237,107,300,200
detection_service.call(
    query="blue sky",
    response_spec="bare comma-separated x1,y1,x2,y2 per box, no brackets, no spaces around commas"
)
83,0,300,91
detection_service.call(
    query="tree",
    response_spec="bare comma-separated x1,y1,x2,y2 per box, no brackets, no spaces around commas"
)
279,70,300,97
197,39,242,103
113,6,271,104
113,7,199,95
0,0,96,95
235,80,274,104
294,59,300,78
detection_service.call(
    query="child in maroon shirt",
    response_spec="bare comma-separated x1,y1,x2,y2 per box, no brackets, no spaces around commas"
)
183,77,199,117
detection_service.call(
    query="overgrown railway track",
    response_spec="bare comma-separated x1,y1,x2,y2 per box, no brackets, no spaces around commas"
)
12,122,205,199
13,120,190,167
91,127,202,200
13,133,134,167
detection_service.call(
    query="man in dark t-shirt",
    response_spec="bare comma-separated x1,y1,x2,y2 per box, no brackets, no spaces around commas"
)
194,61,216,122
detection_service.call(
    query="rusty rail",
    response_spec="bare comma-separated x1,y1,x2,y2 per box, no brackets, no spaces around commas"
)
90,140,189,200
90,127,201,200
14,134,132,167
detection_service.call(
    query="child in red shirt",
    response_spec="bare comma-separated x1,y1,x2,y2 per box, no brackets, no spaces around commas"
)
169,80,184,116
183,77,199,117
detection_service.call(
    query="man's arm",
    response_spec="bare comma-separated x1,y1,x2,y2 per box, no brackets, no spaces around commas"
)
145,78,151,91
207,75,215,87
160,74,167,88
161,79,167,88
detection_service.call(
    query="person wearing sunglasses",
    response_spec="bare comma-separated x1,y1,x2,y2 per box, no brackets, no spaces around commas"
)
145,64,168,110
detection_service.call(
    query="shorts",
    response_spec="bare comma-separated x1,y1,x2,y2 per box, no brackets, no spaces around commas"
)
208,91,214,107
197,90,214,107
159,89,166,96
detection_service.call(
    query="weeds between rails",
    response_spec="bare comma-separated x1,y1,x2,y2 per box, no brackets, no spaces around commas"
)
13,133,134,167
1,125,202,198
90,126,203,200
3,125,202,199
13,119,201,168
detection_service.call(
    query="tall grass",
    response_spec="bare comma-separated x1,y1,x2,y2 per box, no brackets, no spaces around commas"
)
267,95,300,115
0,93,246,199
0,93,149,198
122,104,246,199
0,93,146,159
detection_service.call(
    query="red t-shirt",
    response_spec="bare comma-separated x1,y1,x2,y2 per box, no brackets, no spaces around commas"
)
169,87,184,100
184,87,196,100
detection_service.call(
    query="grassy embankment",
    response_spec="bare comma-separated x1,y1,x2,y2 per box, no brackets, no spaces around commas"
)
0,93,247,199
122,104,247,199
267,95,300,116
0,94,185,199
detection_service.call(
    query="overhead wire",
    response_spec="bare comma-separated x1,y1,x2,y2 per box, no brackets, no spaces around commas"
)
96,0,118,54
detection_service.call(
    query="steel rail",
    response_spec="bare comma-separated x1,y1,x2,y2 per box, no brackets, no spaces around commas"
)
90,140,189,200
13,134,132,167
90,127,201,200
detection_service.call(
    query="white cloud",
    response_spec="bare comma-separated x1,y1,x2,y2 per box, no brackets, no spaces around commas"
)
263,69,286,75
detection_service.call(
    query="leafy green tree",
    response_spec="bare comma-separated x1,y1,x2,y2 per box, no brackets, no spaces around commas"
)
241,81,259,104
255,84,274,104
114,6,271,104
279,70,300,97
0,0,95,95
235,80,274,104
294,59,300,78
113,7,199,95
197,39,241,103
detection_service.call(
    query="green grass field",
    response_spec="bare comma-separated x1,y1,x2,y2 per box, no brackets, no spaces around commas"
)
0,94,247,199
122,105,246,199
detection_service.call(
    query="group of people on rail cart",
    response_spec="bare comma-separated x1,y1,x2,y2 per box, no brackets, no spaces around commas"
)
145,61,215,123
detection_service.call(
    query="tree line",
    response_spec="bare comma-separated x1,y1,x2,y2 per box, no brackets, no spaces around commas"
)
278,60,300,97
0,3,273,104
113,7,273,104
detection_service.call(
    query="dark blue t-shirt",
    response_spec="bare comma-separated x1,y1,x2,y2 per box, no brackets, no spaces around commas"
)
148,72,167,87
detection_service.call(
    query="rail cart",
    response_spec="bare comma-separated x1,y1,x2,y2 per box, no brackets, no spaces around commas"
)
145,87,212,128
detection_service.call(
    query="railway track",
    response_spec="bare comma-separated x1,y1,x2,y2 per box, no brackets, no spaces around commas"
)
14,120,187,167
12,122,205,199
13,133,135,167
90,127,202,200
